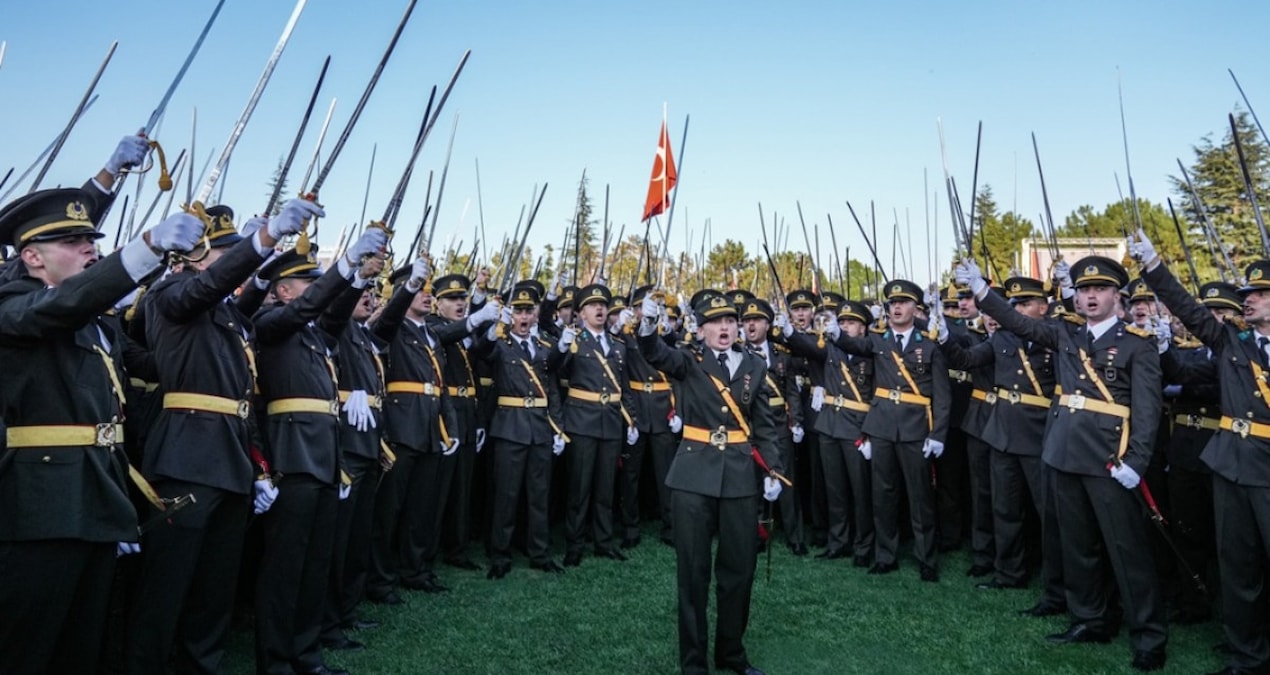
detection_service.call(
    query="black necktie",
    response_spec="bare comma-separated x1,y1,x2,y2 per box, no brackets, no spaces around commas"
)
717,352,730,378
1086,327,1096,353
895,333,905,351
1259,337,1269,368
520,339,532,357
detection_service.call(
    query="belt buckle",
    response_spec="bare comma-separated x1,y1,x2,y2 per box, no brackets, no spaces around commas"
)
985,392,998,404
1231,418,1251,439
833,395,846,408
523,395,536,408
643,382,654,394
424,383,435,396
329,401,341,416
236,400,251,420
888,389,901,403
1185,414,1201,429
1067,394,1086,412
369,395,382,409
94,423,117,447
1006,391,1020,405
457,386,468,398
599,391,612,405
708,426,728,450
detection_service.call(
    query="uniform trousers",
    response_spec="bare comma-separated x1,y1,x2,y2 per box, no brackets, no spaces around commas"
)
489,439,555,564
1213,473,1270,670
565,434,620,554
871,438,937,568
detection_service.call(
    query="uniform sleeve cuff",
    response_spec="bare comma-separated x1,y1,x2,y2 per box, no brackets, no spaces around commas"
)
120,238,164,282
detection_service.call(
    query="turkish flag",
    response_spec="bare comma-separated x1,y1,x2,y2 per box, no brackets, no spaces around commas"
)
641,120,677,222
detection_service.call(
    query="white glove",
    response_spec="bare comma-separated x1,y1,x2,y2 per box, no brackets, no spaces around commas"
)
105,133,150,175
475,428,487,453
810,386,825,412
346,227,389,266
467,301,500,330
791,425,805,443
407,256,432,288
558,326,577,353
773,313,792,335
922,438,945,459
441,438,460,456
241,215,268,241
339,483,351,500
1054,260,1073,290
641,295,660,322
618,307,635,328
608,317,622,336
1154,319,1172,354
870,304,883,320
1128,228,1158,266
253,478,279,514
1163,384,1183,398
668,414,683,433
149,212,205,252
552,434,566,455
857,439,872,460
626,426,640,446
933,311,949,344
763,476,782,502
823,315,841,339
116,541,141,557
954,259,987,296
269,198,324,239
342,390,376,432
1110,462,1141,489
500,305,514,325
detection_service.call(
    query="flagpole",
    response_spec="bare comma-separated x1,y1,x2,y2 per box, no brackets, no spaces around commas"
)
659,112,690,287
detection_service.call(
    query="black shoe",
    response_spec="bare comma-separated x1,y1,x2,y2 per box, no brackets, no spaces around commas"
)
920,565,939,583
867,562,898,575
322,636,366,652
719,663,766,675
597,548,628,561
402,577,449,593
789,543,809,556
976,578,1028,591
344,618,379,631
563,551,583,567
1131,649,1166,672
621,535,641,549
445,557,482,571
852,555,872,568
298,666,351,675
1018,602,1066,618
966,564,993,577
367,591,403,606
530,560,566,574
816,548,848,560
1046,623,1111,644
486,561,511,580
810,536,828,548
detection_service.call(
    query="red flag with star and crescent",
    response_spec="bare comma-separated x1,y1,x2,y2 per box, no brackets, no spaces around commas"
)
641,119,677,222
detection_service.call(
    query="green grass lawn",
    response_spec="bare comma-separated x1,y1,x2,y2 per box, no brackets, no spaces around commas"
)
223,525,1226,674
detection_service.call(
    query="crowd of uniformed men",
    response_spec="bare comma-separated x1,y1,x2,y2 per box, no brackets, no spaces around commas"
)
1,134,1268,675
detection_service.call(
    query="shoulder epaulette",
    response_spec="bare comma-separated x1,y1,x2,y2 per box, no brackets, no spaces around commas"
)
1173,337,1203,349
869,325,887,334
1124,325,1153,339
772,343,790,354
922,329,939,342
1230,316,1250,331
1061,313,1087,326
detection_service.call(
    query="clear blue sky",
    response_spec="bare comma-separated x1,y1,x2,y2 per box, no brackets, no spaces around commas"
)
3,0,1267,283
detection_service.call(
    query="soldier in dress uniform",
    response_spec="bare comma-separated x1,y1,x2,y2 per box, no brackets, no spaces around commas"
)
474,283,570,578
742,298,806,555
825,280,951,582
636,292,784,675
552,283,638,566
126,199,313,673
962,254,1167,672
365,257,460,603
251,226,387,675
0,165,201,673
937,284,980,555
426,273,500,573
939,277,1061,597
1134,230,1270,674
775,300,875,565
785,289,824,546
620,285,681,549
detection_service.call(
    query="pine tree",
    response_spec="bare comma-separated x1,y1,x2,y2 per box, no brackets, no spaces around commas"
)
263,156,289,216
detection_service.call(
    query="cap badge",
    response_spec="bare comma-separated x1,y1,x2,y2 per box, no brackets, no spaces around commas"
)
66,201,89,221
1206,287,1219,297
1085,265,1099,275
